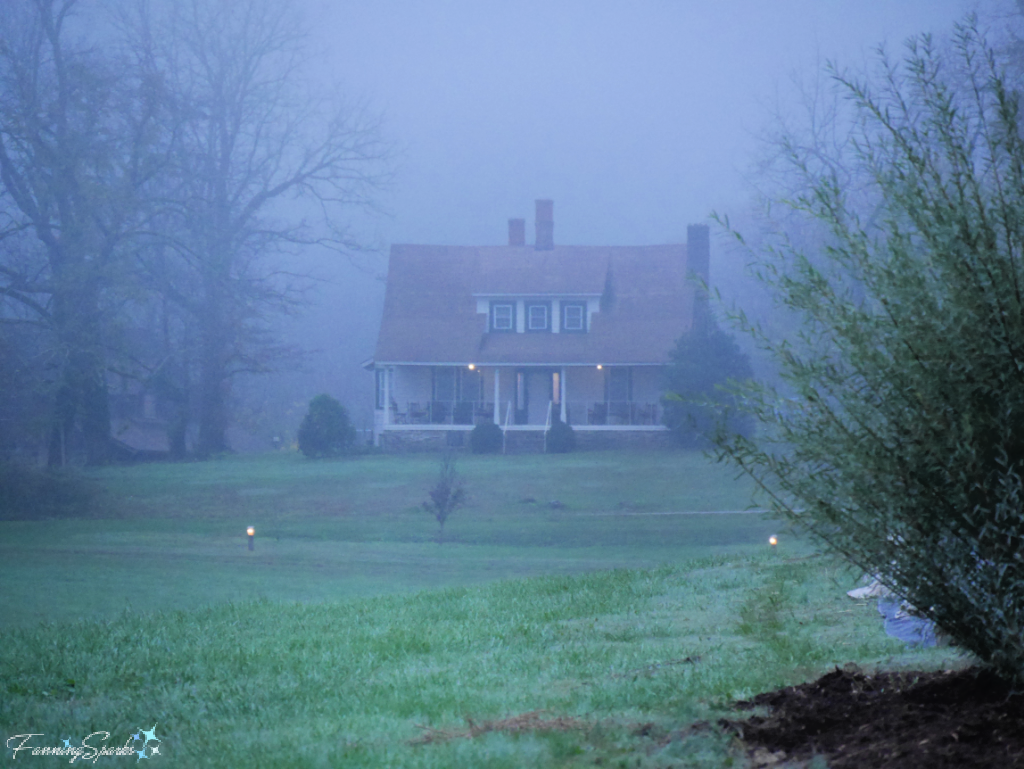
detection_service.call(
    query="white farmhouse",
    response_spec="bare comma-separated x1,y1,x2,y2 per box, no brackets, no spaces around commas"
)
367,200,709,451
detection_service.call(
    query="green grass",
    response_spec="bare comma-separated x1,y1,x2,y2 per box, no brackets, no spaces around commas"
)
0,450,967,766
0,450,779,627
86,449,761,520
0,555,965,768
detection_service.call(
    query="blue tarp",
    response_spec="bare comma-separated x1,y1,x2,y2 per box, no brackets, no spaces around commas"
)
877,598,938,647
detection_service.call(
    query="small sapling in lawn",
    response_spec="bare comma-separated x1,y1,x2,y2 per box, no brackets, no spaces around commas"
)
423,451,465,542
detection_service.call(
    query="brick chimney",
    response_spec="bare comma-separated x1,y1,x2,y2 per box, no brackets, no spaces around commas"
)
535,199,553,250
508,217,525,246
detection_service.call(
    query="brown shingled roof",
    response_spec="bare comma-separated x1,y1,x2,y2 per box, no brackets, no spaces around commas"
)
373,242,696,365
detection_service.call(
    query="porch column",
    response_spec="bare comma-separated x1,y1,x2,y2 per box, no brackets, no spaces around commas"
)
560,367,567,422
383,366,390,427
493,367,500,424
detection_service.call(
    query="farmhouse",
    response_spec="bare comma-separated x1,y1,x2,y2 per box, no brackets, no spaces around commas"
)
367,200,709,451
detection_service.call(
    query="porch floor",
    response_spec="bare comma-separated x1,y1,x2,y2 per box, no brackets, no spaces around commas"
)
379,423,668,431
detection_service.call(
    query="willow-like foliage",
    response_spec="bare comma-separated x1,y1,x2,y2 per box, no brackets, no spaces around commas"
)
715,20,1024,683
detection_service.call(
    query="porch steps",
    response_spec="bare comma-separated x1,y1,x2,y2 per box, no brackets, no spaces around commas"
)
502,430,547,454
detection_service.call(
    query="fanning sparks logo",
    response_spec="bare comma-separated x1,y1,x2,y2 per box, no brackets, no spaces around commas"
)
6,725,162,763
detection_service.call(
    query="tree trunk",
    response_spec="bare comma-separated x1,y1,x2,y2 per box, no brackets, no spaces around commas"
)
78,355,111,466
196,333,229,457
47,381,76,469
47,274,111,467
45,349,110,467
168,413,188,459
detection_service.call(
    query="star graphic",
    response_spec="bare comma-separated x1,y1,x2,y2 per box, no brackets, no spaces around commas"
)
141,725,159,745
132,732,142,742
62,738,72,748
136,748,149,762
151,746,160,755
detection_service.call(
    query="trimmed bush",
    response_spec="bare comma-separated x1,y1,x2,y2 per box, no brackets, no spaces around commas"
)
297,394,356,458
546,418,575,453
470,422,503,454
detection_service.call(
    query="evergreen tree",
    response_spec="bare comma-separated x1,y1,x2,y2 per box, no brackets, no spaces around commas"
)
663,313,754,447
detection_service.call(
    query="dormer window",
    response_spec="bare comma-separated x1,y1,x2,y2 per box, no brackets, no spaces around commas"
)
526,302,550,332
562,302,587,332
482,297,591,333
491,302,515,331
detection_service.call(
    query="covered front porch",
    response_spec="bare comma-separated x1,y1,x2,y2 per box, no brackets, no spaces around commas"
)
372,363,669,447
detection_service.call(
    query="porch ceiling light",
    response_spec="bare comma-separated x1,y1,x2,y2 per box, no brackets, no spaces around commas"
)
596,364,603,370
468,363,476,370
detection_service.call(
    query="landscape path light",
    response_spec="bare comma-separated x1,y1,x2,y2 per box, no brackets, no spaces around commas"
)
247,526,255,551
769,535,778,546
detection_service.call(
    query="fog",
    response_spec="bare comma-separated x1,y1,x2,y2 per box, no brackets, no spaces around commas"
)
5,8,1021,761
272,0,978,440
0,0,989,455
312,1,976,245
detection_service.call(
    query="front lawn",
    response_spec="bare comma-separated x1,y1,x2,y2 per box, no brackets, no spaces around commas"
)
0,555,961,768
0,450,771,627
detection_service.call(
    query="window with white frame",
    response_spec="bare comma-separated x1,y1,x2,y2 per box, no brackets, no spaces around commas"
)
562,302,587,332
491,302,515,331
526,302,550,332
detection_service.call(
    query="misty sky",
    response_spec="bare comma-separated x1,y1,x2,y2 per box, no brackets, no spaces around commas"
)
312,0,980,249
275,1,986,428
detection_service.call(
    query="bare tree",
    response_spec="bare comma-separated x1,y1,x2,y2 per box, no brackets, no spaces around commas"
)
136,0,390,456
0,0,168,465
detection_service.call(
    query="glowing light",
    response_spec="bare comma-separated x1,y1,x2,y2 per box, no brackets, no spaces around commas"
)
247,527,255,536
596,364,603,370
468,363,475,370
769,535,778,546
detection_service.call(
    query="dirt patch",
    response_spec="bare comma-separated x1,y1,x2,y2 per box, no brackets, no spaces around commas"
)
721,665,1024,768
409,709,590,745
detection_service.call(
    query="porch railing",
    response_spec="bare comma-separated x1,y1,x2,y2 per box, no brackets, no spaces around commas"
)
389,399,662,427
564,401,661,426
390,399,493,425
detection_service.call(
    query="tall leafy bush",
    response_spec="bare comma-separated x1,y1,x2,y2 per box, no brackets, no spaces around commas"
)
297,394,356,458
715,22,1024,682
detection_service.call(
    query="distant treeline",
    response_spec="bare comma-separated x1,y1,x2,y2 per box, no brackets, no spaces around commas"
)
0,0,389,466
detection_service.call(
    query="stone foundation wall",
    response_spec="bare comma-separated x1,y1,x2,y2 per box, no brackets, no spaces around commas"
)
501,431,546,454
379,430,467,452
379,428,675,453
574,430,675,451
